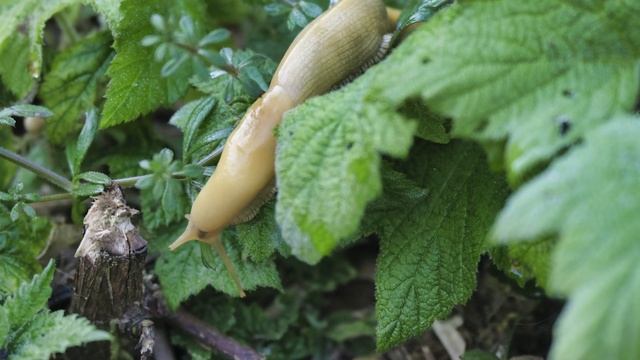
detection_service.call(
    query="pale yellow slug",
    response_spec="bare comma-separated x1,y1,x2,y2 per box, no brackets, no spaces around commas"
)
169,0,394,296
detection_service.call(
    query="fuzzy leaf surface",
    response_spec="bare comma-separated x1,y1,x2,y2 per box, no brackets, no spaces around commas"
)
371,141,508,350
493,117,640,360
7,311,109,360
275,65,416,264
367,0,640,182
101,0,206,127
41,31,113,143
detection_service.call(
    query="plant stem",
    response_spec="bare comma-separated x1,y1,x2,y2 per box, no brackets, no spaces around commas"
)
112,174,151,188
112,171,190,188
0,147,73,192
36,192,75,203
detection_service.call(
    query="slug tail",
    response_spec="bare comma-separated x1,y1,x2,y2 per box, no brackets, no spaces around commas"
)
169,216,200,251
206,233,247,298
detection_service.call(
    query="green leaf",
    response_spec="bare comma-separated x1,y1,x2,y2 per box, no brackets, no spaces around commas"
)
137,149,188,229
77,171,112,185
394,0,452,33
101,0,207,127
41,31,113,144
0,104,52,119
86,0,122,27
8,311,109,360
67,109,99,177
169,97,216,160
0,117,14,127
3,260,54,332
181,96,248,163
0,260,109,358
299,1,322,18
372,140,508,350
288,8,307,29
27,0,81,77
236,200,287,261
73,183,104,196
367,0,640,183
491,238,552,289
198,28,231,47
0,34,33,98
153,224,282,308
0,205,51,296
0,306,8,346
493,117,640,360
275,64,416,264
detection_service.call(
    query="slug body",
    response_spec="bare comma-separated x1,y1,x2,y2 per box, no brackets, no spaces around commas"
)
170,0,393,294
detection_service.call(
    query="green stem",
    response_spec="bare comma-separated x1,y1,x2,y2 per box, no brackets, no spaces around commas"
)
112,171,190,188
112,174,151,188
31,192,75,204
0,147,73,192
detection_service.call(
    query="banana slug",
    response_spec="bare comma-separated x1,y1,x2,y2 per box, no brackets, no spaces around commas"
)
169,0,394,296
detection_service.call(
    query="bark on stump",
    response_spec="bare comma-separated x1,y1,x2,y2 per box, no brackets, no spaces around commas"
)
69,187,147,359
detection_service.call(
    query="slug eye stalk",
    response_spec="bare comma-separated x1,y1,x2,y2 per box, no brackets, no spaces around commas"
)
170,216,246,297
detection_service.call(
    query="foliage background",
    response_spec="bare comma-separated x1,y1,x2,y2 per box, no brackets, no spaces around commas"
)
0,0,638,359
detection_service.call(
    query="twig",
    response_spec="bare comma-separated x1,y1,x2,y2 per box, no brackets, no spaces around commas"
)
166,310,265,360
0,147,73,192
144,276,263,360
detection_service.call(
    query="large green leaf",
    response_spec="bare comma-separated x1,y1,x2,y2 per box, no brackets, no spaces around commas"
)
493,117,640,360
41,31,113,143
367,0,640,182
370,140,508,350
275,65,416,264
100,0,206,127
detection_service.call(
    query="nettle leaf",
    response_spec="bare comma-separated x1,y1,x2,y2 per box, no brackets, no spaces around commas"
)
8,311,109,360
236,200,288,261
41,31,113,144
0,306,8,345
101,0,207,127
86,0,122,27
0,33,33,98
491,238,552,289
153,224,282,308
0,261,109,358
0,204,51,296
493,117,640,360
3,260,54,332
371,140,508,350
275,64,416,264
367,0,640,183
